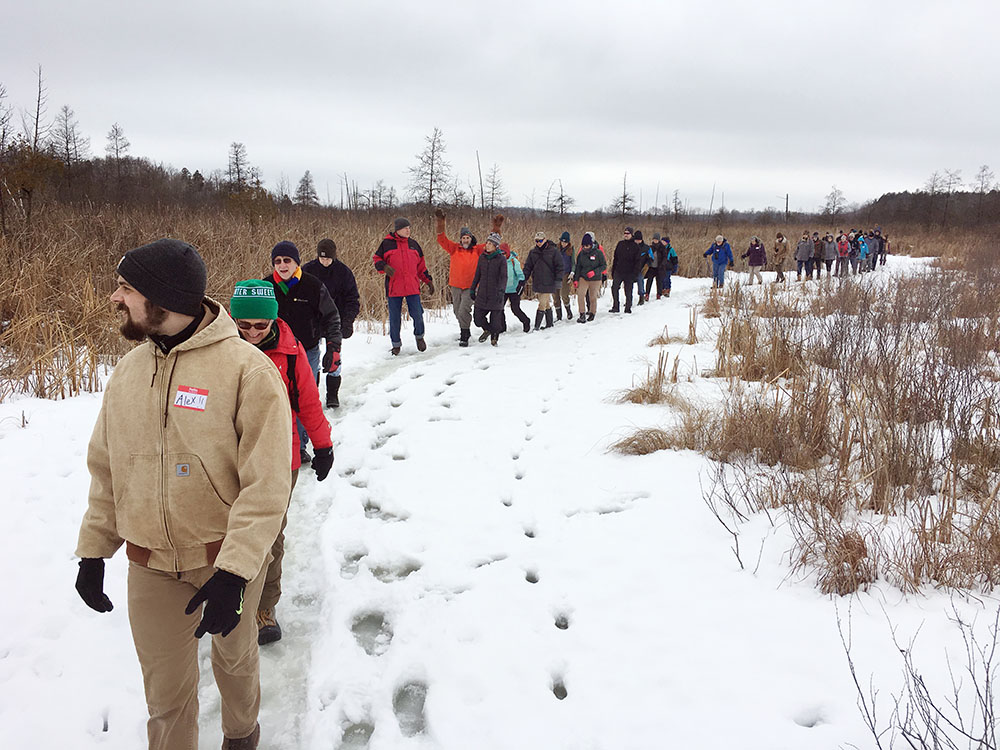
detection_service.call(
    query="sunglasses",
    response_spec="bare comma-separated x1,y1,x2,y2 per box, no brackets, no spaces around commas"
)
273,256,296,265
236,320,272,331
535,239,544,243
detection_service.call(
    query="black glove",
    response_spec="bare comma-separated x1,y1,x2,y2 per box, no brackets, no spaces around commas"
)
470,289,476,301
312,446,334,481
384,265,395,278
322,345,340,372
515,280,525,295
75,558,113,612
342,322,354,339
185,570,247,638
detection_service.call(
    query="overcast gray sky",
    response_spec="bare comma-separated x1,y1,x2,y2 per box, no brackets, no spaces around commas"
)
4,0,997,212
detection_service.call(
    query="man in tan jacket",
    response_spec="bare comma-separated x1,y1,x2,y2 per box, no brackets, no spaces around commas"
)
75,239,292,750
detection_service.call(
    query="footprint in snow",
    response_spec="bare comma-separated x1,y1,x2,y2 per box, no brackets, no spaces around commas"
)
393,681,428,737
341,549,367,579
524,527,536,539
792,707,825,728
349,478,367,489
339,720,375,749
554,613,570,630
501,496,513,507
370,559,422,583
515,470,524,480
390,398,402,408
525,569,540,584
444,377,457,386
391,451,408,461
409,371,424,379
351,612,393,656
363,499,408,522
551,676,568,701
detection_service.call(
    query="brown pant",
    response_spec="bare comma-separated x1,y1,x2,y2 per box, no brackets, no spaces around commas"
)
260,470,298,611
557,276,573,310
536,292,553,311
128,560,268,750
576,280,601,315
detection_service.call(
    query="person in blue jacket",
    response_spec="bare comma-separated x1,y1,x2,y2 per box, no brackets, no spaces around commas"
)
662,237,679,297
500,242,531,334
703,235,734,288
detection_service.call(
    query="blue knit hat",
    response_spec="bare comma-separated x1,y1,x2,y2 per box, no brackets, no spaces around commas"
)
560,231,571,242
271,240,300,265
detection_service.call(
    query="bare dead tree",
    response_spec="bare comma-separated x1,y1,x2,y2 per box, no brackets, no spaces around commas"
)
21,66,49,152
484,162,506,212
407,127,451,205
972,165,995,224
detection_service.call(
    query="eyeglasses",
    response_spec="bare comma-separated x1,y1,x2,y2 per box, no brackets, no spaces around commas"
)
535,239,544,244
273,256,296,265
236,320,272,331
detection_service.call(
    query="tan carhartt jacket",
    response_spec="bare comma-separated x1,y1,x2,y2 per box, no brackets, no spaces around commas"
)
76,298,293,581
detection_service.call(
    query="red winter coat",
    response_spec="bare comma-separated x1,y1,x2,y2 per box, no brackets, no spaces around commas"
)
374,233,433,297
263,318,332,470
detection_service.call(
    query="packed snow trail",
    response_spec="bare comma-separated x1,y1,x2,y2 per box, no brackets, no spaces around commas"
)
2,260,996,749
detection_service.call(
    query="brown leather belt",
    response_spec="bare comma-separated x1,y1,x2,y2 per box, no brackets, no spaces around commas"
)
126,539,224,567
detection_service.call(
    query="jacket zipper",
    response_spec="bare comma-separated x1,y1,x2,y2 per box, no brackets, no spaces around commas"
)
156,350,177,568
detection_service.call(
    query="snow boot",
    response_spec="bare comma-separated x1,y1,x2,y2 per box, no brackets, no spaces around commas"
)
325,374,341,409
257,608,281,645
609,305,620,313
223,723,261,750
459,328,470,347
587,312,595,321
391,346,401,356
577,313,587,323
545,309,555,328
522,318,530,333
534,310,544,331
416,337,427,352
555,305,563,321
490,333,499,346
478,330,490,343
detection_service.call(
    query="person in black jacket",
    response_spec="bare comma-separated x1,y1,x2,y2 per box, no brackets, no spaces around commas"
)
265,240,341,464
521,232,563,330
610,227,644,313
470,233,508,346
302,238,360,408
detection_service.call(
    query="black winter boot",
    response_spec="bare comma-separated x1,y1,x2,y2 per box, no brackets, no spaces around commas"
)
459,328,470,347
534,310,544,331
325,374,341,408
555,306,563,321
545,309,555,328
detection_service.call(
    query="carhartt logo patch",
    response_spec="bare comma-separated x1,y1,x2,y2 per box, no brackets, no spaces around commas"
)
173,386,208,411
176,464,190,477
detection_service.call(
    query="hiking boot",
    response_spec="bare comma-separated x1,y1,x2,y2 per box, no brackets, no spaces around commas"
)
490,334,498,346
416,337,427,352
223,723,260,750
459,328,470,348
391,346,401,355
624,308,632,314
522,319,530,333
577,313,587,323
587,312,595,321
478,330,490,343
257,609,281,645
645,294,650,302
299,447,311,465
325,374,341,409
666,289,671,297
609,306,620,313
637,297,644,306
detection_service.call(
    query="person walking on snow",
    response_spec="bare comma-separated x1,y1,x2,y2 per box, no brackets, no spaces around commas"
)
741,236,767,285
645,233,664,300
75,239,292,750
265,241,341,466
434,209,504,346
836,234,850,277
522,231,564,330
470,232,509,346
610,226,643,313
229,280,333,647
302,239,360,408
556,231,575,321
703,235,734,289
574,233,606,322
794,232,813,280
660,236,679,297
500,242,531,333
374,217,435,355
773,233,789,283
822,233,837,278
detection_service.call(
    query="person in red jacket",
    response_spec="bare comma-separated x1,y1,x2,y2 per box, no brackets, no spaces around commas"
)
434,209,504,347
374,218,435,355
230,280,333,647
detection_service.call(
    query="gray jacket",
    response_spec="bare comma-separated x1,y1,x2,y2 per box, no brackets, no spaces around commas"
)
794,239,813,262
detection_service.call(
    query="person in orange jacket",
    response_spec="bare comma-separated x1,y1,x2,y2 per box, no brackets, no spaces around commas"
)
434,209,503,346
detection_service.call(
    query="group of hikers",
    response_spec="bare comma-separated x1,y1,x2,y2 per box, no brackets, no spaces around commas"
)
703,227,891,288
72,215,892,749
380,211,681,350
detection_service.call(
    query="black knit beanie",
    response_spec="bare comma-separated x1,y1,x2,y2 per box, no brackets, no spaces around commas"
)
271,240,301,265
117,239,207,316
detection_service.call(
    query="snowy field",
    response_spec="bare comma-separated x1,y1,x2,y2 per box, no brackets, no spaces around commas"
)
2,257,997,749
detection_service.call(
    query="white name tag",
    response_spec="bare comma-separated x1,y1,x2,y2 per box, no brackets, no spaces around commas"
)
173,385,209,411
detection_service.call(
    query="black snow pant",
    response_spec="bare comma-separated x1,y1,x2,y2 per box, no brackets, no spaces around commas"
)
611,277,635,311
474,305,504,335
644,269,662,298
502,292,530,332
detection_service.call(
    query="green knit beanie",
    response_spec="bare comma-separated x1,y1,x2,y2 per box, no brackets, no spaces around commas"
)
230,280,278,320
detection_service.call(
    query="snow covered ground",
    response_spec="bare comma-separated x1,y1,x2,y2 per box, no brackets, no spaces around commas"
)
2,258,997,749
